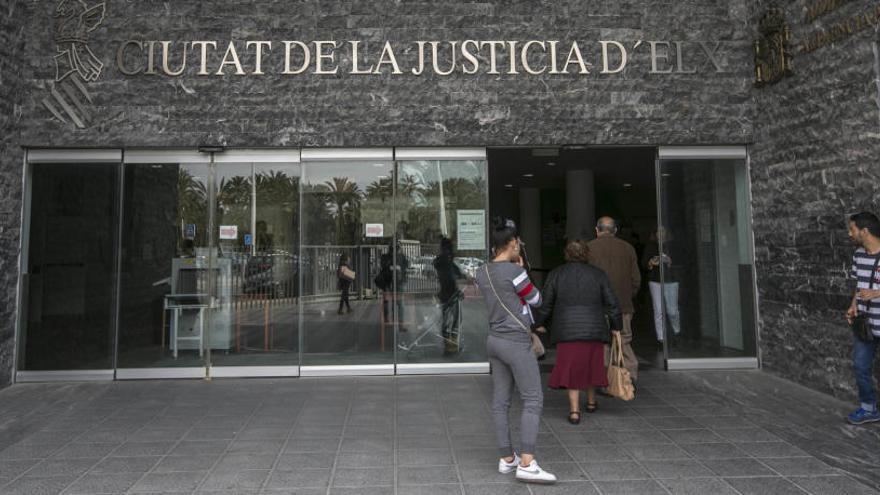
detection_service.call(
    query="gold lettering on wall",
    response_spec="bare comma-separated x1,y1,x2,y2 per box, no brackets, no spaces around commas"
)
800,5,880,53
804,0,853,24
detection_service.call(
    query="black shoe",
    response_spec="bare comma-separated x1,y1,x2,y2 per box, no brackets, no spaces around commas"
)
568,411,581,425
657,340,664,350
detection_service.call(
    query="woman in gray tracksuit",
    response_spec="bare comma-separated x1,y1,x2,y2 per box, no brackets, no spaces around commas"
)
475,218,556,485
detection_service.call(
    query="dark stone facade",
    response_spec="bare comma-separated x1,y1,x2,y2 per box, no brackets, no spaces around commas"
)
750,0,880,399
0,0,27,388
16,0,754,147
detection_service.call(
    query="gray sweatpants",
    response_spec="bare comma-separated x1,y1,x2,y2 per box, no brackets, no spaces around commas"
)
487,335,543,457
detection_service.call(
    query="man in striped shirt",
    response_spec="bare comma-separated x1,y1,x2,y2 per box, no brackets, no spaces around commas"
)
845,212,880,424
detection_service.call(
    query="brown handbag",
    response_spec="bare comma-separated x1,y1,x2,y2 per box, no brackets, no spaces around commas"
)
607,331,635,401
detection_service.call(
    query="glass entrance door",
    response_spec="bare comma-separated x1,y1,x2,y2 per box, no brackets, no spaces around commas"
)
656,147,759,369
299,149,396,375
116,150,213,378
394,149,490,374
17,150,121,381
209,151,301,377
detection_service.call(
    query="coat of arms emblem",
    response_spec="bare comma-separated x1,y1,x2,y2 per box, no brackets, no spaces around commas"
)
42,0,106,128
754,9,793,87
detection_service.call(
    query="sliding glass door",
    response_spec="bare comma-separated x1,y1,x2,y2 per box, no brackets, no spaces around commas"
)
116,151,212,378
656,147,758,369
17,150,121,381
209,151,301,376
299,149,396,374
394,149,490,374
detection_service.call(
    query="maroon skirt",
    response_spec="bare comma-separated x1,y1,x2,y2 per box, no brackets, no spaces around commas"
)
548,341,608,390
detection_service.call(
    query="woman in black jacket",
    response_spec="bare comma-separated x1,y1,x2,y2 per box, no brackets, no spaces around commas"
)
535,239,623,424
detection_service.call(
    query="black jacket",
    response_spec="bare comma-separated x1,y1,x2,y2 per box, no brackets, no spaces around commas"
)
534,262,623,344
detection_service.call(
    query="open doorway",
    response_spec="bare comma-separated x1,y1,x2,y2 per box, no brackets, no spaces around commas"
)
488,147,662,370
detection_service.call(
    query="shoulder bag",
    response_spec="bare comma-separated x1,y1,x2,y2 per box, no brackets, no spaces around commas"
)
483,264,545,358
853,254,880,342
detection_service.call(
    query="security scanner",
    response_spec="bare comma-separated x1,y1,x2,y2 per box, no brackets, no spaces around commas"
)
165,256,232,357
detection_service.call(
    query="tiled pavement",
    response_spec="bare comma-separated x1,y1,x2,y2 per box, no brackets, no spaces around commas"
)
0,370,878,495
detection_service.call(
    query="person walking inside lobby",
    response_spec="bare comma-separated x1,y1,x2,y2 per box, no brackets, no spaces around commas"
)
588,216,641,384
475,218,556,484
845,211,880,424
535,239,623,424
643,226,682,348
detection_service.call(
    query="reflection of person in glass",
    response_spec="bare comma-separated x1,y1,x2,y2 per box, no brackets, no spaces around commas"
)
642,226,681,347
337,254,353,315
255,220,273,252
376,247,408,331
433,237,465,354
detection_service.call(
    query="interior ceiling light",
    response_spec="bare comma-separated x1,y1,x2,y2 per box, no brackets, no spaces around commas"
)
623,183,632,188
662,173,672,177
523,173,534,178
546,162,556,167
504,184,514,188
373,163,385,167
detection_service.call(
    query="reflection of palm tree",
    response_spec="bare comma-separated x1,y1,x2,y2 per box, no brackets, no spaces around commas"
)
325,177,362,242
257,171,298,211
218,176,252,230
366,177,394,203
397,173,423,200
218,176,252,207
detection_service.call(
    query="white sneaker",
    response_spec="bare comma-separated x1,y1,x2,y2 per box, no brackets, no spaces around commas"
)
516,460,557,484
498,453,521,474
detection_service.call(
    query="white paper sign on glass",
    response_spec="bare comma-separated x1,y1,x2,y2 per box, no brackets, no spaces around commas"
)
365,223,384,238
457,210,486,251
219,225,239,240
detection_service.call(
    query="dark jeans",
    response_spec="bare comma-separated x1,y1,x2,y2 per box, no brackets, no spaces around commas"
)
338,286,351,311
382,292,405,324
853,335,878,409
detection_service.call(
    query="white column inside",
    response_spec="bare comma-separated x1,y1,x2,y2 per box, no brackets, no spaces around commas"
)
566,168,596,240
518,187,543,273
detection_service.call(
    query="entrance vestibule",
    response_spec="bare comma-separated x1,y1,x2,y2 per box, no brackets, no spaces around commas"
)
487,146,758,370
